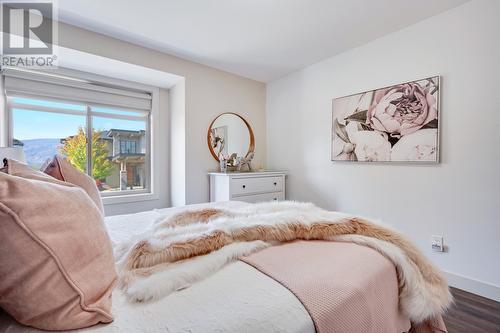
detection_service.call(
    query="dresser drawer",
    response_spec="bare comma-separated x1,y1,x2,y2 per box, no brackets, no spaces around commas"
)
232,191,285,203
231,176,283,196
209,171,286,203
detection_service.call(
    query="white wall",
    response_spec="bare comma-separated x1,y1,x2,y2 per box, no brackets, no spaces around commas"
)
55,21,266,210
266,0,500,300
169,80,186,207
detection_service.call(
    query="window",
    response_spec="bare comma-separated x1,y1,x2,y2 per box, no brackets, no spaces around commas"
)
4,69,154,199
120,140,137,154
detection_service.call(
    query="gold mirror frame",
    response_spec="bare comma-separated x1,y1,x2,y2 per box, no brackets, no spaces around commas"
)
207,112,255,162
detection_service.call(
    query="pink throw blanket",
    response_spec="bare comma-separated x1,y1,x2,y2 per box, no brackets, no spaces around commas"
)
241,241,447,333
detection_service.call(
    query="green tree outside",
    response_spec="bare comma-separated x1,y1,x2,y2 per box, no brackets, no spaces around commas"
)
60,127,114,182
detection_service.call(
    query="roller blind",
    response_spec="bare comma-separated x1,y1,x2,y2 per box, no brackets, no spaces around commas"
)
3,68,152,111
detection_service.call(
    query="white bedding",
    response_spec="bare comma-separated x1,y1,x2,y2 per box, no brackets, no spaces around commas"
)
0,202,314,333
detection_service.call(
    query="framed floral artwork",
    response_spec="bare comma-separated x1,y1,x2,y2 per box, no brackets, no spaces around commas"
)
331,76,440,162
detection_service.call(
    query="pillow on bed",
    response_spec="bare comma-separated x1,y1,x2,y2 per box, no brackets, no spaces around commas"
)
0,159,116,331
42,155,104,214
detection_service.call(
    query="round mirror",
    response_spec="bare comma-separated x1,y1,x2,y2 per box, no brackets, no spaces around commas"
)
207,112,254,162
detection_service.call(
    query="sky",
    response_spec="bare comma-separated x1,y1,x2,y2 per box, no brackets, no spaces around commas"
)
12,97,146,141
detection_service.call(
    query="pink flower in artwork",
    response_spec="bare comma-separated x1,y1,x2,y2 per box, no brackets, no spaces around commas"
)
366,82,437,136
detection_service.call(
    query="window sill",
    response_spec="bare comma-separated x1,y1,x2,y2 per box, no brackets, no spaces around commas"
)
102,192,159,205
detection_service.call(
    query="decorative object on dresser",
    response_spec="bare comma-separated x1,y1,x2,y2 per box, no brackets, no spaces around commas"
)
209,171,285,203
208,112,255,172
332,76,440,162
235,151,254,171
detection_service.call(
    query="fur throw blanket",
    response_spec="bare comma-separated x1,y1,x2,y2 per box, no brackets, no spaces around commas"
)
115,201,452,324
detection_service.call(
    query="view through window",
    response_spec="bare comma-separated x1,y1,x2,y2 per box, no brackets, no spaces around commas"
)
11,96,150,194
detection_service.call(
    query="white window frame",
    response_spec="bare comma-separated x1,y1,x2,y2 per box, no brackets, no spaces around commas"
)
2,68,161,205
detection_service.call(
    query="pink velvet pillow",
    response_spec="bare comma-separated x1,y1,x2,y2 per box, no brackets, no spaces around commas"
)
0,159,116,330
42,155,104,214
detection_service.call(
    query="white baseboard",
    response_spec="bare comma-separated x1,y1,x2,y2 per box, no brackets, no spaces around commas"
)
444,270,500,302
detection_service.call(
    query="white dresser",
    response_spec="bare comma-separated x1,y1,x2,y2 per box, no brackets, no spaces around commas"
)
209,171,286,203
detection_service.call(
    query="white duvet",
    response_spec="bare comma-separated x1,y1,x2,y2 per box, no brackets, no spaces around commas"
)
0,202,314,333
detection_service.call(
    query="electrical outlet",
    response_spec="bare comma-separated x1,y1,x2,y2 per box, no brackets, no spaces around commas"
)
431,235,444,252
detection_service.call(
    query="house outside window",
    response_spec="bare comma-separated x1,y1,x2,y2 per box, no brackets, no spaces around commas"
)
107,130,146,190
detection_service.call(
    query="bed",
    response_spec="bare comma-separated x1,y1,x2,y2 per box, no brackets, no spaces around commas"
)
0,201,420,333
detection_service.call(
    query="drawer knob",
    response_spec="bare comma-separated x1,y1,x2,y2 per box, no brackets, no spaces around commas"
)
242,185,246,189
273,182,277,186
273,198,278,201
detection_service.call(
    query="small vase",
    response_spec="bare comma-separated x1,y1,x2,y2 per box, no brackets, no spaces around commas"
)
219,159,227,173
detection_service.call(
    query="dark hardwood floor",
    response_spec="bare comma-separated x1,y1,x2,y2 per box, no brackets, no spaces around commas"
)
443,287,500,333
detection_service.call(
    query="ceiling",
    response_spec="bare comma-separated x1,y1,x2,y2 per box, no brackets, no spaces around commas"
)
57,0,468,82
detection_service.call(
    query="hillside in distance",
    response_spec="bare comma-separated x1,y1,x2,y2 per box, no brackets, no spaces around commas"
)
20,138,62,168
